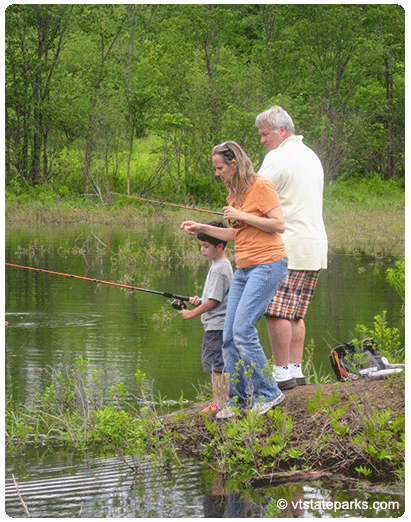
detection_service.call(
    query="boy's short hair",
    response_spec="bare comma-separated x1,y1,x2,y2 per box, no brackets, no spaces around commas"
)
197,220,228,249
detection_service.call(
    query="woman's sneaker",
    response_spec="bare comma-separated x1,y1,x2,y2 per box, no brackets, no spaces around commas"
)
252,392,285,416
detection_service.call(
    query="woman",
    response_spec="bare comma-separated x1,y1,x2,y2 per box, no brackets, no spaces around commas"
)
181,141,288,418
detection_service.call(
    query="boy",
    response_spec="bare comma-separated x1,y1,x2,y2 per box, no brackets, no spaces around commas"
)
178,221,233,415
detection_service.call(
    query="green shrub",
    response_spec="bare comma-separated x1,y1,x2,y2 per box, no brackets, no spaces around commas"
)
386,260,405,302
184,174,227,207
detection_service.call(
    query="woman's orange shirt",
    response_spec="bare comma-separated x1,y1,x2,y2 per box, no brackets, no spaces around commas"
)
229,176,287,269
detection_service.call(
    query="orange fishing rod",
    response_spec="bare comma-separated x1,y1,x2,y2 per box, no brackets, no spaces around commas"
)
5,263,190,309
109,192,224,216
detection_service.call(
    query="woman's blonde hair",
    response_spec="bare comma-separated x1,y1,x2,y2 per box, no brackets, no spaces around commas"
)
211,141,256,202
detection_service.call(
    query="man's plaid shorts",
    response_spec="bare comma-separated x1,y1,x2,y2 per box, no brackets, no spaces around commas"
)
265,269,320,320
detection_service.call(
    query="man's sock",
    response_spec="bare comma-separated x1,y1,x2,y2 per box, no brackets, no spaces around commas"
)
273,365,292,381
289,363,304,378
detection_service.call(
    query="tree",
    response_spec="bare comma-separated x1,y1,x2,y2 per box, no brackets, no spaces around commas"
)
5,5,72,185
118,4,157,194
76,5,127,194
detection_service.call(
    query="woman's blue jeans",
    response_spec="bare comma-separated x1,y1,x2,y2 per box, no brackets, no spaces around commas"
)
222,257,288,407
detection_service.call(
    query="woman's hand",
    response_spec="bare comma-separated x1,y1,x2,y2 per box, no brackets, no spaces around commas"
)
181,220,235,242
222,205,246,222
222,205,285,234
181,220,203,235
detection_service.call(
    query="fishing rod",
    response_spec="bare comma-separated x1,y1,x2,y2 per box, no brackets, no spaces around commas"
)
109,191,224,216
5,263,190,310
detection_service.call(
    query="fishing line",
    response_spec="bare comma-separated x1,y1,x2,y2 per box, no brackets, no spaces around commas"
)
109,192,224,216
6,263,191,309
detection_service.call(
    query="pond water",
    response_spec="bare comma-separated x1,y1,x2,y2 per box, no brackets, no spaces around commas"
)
4,220,404,517
4,447,405,518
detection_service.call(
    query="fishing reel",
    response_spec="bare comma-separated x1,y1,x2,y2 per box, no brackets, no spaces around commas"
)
171,299,187,310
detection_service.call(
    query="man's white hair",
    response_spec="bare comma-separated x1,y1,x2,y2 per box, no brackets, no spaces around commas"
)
255,106,295,134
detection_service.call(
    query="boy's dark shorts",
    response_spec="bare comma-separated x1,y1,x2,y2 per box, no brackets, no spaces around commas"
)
202,330,225,373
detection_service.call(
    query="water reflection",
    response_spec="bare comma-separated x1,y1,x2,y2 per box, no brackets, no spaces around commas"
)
6,450,404,518
6,452,206,518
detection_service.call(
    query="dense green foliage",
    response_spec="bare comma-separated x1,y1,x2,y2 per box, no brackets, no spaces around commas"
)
6,5,404,204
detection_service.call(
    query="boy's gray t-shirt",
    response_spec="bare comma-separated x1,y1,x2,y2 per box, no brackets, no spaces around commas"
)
201,258,233,331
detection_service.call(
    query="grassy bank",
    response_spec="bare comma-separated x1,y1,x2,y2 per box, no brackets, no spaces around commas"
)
6,355,405,486
169,373,405,485
5,177,405,261
322,176,405,260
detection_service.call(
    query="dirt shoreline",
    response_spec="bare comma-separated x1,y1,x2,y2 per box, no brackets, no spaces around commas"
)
159,373,405,484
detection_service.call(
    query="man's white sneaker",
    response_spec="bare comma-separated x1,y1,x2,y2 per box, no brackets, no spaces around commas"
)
273,366,297,390
289,363,306,386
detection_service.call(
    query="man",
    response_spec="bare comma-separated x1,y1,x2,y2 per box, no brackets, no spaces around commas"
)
256,106,328,390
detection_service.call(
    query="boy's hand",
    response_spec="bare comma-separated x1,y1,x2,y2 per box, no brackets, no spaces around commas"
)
178,298,218,320
189,296,201,307
179,309,195,320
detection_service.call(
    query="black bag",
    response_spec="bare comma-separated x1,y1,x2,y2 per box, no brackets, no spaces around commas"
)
330,338,386,381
